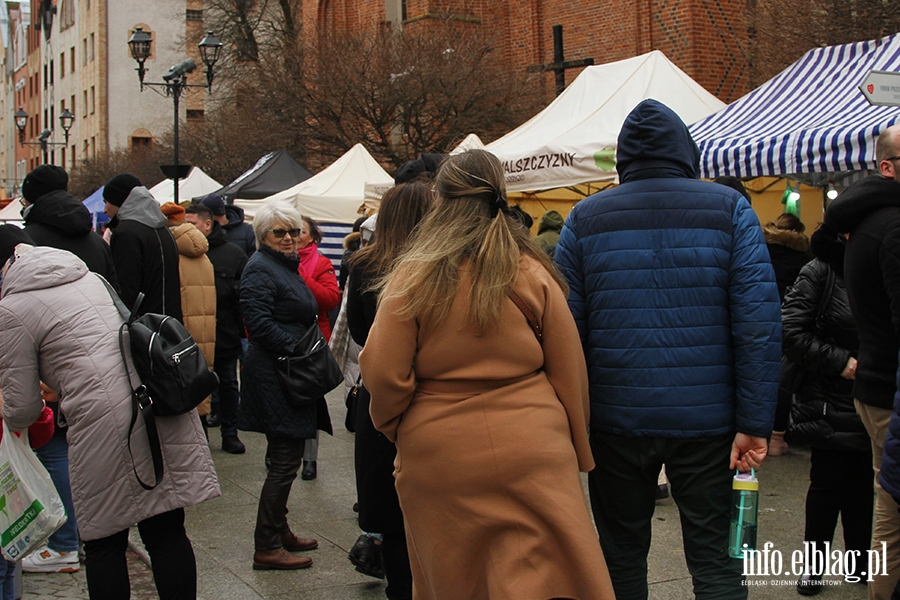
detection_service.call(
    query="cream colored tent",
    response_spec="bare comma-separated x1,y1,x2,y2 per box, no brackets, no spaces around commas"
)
149,167,222,204
485,50,726,192
238,144,393,224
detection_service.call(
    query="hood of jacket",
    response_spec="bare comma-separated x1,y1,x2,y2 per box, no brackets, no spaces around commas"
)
824,175,900,233
810,223,847,277
615,99,700,184
1,246,88,298
343,231,361,251
207,220,229,249
537,210,564,235
171,222,209,258
113,186,167,229
23,190,94,237
224,203,246,229
763,224,810,253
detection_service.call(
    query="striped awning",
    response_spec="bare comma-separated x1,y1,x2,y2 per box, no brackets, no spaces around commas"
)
690,34,900,179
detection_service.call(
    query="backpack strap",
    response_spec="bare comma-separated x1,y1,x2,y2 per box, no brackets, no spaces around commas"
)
507,289,542,344
99,276,162,490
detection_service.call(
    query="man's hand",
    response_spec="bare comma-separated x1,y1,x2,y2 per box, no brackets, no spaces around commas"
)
730,432,768,471
841,357,858,380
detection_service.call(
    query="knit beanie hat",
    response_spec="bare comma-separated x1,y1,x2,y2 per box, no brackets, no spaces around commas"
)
22,165,69,204
199,193,227,216
0,224,35,267
160,202,186,226
103,173,142,207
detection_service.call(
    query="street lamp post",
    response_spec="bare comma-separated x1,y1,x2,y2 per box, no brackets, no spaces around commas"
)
127,28,223,205
14,107,76,165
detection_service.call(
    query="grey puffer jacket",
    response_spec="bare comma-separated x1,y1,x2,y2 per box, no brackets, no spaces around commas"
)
0,247,220,541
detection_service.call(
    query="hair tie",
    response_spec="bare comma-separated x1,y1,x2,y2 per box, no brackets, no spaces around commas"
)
489,190,508,218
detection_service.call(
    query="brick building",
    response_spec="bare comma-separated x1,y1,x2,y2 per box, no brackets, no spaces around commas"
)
302,0,752,104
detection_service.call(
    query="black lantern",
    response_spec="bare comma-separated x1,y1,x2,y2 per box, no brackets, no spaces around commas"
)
14,108,28,141
59,109,75,144
128,27,152,85
198,31,223,88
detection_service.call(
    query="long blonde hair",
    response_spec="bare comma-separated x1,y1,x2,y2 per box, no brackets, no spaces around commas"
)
379,149,567,333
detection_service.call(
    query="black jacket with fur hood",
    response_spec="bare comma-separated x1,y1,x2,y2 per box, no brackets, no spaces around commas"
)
764,224,812,301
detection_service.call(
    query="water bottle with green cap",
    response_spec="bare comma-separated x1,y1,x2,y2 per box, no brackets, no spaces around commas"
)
728,468,758,559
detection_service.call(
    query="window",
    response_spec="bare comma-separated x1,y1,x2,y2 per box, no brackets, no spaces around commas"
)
131,136,152,148
83,90,87,117
71,47,75,73
70,144,75,169
91,137,96,158
60,53,65,79
90,86,95,114
43,109,48,130
90,34,95,61
83,139,88,158
186,109,204,120
43,64,47,89
82,39,86,66
71,95,76,117
186,9,203,21
61,147,66,167
49,60,54,85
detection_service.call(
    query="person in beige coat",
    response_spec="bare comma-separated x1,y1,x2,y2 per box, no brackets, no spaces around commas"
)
0,241,220,600
359,150,615,600
162,202,217,427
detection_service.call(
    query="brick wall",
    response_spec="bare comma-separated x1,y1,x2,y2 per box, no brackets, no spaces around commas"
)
303,0,752,103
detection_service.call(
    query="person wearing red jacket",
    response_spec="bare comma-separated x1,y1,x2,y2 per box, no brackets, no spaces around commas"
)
297,216,340,480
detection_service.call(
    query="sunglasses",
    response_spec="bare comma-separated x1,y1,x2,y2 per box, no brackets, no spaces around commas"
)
267,228,302,239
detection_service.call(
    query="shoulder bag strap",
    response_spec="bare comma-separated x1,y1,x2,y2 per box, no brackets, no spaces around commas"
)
815,265,836,321
507,289,542,344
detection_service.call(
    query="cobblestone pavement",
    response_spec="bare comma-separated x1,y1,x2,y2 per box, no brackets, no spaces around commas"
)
16,388,873,598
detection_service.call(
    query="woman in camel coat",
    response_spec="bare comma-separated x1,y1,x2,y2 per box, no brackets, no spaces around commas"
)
360,149,615,600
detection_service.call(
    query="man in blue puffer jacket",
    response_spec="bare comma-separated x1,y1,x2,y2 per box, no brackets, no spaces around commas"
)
555,99,781,600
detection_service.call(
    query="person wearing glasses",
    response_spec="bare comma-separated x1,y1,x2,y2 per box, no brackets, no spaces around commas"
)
238,200,331,571
824,123,900,599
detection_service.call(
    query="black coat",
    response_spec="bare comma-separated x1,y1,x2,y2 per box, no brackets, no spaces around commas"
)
763,225,812,302
824,175,900,409
238,245,331,440
783,257,868,452
205,222,247,359
224,204,256,258
108,187,182,321
347,261,404,533
24,190,119,292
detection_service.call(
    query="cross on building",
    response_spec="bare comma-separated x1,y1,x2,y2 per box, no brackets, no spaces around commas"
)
527,25,595,96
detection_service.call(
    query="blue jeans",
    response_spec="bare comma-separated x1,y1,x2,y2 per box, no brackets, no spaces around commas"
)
35,435,80,552
214,355,240,439
0,560,14,600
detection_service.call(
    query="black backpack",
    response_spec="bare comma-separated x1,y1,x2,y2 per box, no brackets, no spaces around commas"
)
102,278,218,489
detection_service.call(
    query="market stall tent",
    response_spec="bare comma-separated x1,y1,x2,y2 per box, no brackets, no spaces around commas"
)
238,143,392,224
690,33,900,180
215,149,313,201
0,200,22,222
149,167,222,204
484,50,726,193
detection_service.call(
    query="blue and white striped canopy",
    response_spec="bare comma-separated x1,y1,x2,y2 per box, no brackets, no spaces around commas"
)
690,34,900,179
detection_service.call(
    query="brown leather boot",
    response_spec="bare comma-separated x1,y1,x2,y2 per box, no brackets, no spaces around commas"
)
281,532,318,551
252,548,313,570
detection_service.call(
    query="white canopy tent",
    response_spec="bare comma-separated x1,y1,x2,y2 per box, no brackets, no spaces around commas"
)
484,50,726,192
149,167,222,204
0,200,22,223
237,143,393,224
450,133,485,155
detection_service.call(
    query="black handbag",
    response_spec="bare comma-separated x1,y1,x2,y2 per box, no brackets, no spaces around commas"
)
274,322,344,408
345,376,361,433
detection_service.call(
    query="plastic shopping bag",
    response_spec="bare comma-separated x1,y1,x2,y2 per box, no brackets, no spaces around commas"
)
0,421,66,560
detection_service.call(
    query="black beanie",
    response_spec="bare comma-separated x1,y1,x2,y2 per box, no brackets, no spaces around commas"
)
22,165,69,204
103,173,142,207
0,224,35,267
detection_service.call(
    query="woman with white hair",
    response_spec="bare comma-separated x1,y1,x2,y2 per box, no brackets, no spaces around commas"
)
238,200,331,571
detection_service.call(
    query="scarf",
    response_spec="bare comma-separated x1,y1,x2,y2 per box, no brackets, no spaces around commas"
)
297,243,319,280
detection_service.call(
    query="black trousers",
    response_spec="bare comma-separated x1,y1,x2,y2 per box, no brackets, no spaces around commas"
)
84,508,195,600
804,446,873,575
589,433,744,600
255,435,305,550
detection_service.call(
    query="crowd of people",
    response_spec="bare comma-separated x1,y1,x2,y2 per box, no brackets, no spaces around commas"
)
0,102,898,600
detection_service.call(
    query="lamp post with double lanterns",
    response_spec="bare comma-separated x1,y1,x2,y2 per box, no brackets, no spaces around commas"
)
14,108,75,165
127,28,223,205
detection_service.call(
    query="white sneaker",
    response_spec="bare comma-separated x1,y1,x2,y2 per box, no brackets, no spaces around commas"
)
21,547,80,573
